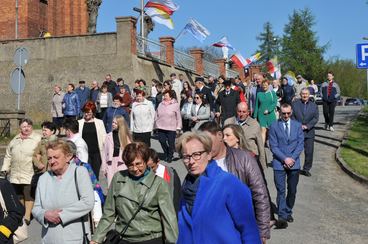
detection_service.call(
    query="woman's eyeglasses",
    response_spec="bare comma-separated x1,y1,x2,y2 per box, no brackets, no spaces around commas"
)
182,151,206,163
127,161,145,170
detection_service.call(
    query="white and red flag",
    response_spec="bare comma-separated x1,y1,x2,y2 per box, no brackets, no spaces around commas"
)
145,0,179,29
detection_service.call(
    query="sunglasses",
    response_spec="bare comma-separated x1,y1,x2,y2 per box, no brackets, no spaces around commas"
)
282,112,291,115
194,97,200,99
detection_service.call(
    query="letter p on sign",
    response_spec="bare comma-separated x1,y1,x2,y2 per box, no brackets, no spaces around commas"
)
356,43,368,69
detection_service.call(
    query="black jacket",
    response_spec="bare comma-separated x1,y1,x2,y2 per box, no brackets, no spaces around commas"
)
0,178,25,244
291,99,319,138
216,89,240,123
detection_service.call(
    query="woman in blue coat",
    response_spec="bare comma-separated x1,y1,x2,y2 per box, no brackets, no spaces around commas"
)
176,131,261,244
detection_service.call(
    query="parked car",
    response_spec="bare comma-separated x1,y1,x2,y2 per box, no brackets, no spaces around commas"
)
337,97,343,106
315,92,323,105
345,98,363,106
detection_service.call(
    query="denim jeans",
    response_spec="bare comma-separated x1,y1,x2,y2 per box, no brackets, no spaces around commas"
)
273,169,300,219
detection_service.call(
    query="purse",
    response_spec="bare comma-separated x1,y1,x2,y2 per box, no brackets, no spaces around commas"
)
30,172,43,199
103,176,157,244
74,167,90,244
0,188,28,243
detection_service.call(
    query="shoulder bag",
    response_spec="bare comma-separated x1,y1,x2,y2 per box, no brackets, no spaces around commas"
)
103,175,157,244
74,167,91,244
0,186,28,243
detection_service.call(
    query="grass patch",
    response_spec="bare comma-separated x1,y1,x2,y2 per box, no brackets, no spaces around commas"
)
340,106,368,178
0,136,12,146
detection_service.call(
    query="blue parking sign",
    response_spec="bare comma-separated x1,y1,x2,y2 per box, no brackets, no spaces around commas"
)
356,43,368,69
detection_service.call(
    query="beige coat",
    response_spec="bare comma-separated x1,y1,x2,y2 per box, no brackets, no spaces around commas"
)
78,118,106,163
1,132,42,184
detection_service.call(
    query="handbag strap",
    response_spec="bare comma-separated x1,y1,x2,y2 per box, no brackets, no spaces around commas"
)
0,189,8,217
74,167,89,240
120,175,157,237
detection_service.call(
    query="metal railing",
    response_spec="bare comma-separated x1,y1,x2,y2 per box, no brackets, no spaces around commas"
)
174,49,195,72
203,59,219,77
0,119,10,137
226,68,239,78
136,36,166,63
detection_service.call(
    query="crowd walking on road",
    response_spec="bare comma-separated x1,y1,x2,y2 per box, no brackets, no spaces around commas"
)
0,71,339,243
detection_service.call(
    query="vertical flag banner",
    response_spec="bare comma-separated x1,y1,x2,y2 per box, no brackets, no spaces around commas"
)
182,19,210,42
266,57,281,79
145,0,179,29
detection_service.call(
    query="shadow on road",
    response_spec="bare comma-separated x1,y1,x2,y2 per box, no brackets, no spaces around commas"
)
315,134,343,143
314,138,339,149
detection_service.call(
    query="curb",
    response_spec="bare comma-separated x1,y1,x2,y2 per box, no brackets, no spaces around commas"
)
335,108,368,186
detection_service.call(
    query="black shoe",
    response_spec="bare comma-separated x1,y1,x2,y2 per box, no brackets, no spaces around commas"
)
287,215,294,223
25,219,31,226
300,170,312,177
275,218,288,229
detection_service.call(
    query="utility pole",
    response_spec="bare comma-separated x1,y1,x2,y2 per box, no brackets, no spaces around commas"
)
363,37,368,98
15,0,19,39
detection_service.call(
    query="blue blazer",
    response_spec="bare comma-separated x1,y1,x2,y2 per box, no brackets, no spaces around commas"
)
269,119,304,170
291,99,319,138
177,162,261,244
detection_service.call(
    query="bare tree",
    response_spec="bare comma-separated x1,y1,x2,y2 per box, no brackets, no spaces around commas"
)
86,0,102,33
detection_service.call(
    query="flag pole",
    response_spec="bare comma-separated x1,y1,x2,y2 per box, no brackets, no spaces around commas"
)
141,0,145,38
175,26,186,42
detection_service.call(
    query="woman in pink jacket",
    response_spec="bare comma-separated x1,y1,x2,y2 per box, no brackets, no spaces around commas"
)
155,89,182,163
101,115,132,187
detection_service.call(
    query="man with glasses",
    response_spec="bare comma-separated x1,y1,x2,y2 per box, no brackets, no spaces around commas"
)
268,103,304,229
292,88,319,177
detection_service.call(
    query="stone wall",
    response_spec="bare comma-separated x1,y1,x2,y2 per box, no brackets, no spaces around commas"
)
0,17,201,123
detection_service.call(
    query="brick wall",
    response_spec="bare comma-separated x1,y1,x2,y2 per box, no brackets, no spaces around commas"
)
0,0,88,40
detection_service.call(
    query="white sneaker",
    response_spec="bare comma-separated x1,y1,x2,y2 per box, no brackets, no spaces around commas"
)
324,124,329,130
329,126,334,132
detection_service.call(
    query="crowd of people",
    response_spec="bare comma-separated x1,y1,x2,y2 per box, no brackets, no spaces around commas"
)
0,71,341,243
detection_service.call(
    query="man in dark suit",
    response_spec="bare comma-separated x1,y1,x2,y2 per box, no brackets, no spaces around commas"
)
292,88,319,177
269,103,304,228
215,79,240,125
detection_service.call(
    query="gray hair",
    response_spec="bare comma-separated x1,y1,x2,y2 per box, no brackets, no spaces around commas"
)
300,87,310,95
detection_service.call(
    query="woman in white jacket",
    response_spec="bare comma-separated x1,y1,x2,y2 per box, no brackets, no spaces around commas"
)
130,89,155,147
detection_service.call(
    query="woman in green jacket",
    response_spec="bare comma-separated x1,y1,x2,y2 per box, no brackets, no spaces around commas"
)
91,142,178,244
254,80,277,144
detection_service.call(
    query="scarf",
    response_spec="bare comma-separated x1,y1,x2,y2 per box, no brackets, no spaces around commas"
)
182,174,201,215
327,81,333,97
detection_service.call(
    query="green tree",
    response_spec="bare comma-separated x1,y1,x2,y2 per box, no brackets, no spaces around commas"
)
325,58,367,99
256,22,279,63
280,8,328,81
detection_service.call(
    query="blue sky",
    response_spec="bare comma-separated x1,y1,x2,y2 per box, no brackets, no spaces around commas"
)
97,0,368,61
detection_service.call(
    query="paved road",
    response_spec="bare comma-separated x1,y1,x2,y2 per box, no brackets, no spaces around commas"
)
6,106,368,243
